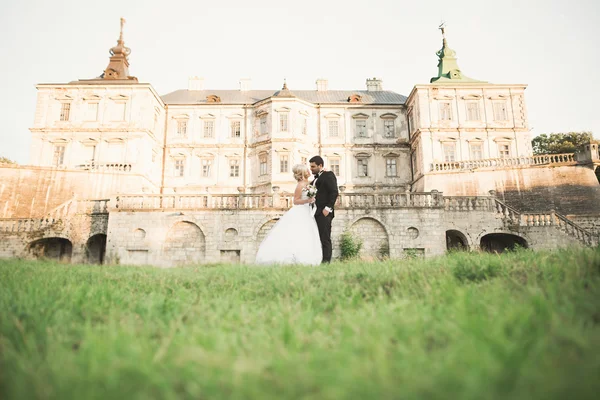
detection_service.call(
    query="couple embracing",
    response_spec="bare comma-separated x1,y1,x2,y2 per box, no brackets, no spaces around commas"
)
255,156,339,265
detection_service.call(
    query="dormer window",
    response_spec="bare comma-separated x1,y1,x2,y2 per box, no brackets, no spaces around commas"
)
347,94,362,103
206,95,221,103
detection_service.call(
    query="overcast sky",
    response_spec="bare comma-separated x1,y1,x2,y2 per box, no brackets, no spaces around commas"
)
0,0,598,163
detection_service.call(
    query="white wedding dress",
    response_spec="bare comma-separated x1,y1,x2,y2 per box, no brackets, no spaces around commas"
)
254,189,322,265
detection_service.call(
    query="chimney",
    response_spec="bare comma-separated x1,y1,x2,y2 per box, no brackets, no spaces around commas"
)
240,78,252,91
188,76,204,91
366,77,383,92
316,79,328,91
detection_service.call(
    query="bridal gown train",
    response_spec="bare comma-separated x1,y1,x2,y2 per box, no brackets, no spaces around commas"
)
254,190,322,265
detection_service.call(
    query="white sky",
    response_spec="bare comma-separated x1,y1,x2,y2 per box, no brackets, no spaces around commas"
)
0,0,598,163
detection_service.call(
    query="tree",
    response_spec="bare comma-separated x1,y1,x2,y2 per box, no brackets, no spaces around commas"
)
532,131,593,155
0,156,16,164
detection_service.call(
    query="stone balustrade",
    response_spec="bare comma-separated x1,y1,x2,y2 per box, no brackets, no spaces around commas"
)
431,153,576,172
0,218,63,233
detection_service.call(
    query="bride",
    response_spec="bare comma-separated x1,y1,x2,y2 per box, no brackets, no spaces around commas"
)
254,164,323,265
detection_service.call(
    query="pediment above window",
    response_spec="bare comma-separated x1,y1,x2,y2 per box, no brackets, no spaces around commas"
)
433,95,454,100
49,138,69,143
109,94,129,101
355,152,372,159
438,137,458,143
227,113,244,119
487,94,509,100
380,113,398,120
79,138,99,144
275,107,291,113
105,138,125,143
199,113,216,119
352,113,369,120
383,152,400,158
325,113,341,119
83,94,102,101
195,151,215,158
172,114,189,120
55,94,73,101
461,95,482,100
493,136,514,142
256,109,269,117
298,110,310,117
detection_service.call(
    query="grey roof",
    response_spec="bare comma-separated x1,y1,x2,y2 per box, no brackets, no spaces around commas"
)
161,89,407,105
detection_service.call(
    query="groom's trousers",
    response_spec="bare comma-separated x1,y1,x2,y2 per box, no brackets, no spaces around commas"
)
315,213,333,263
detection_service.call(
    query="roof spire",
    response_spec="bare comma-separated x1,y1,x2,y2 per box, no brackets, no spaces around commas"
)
274,78,295,98
101,17,137,81
430,23,485,84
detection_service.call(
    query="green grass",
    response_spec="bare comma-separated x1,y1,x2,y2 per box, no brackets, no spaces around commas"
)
1,248,599,400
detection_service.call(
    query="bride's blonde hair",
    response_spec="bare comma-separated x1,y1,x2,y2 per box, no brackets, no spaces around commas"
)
292,164,311,182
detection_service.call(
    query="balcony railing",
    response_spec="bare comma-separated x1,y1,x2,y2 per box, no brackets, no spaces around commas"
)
432,153,576,172
75,163,133,172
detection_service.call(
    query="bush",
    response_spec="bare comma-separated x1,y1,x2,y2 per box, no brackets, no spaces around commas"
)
340,231,362,260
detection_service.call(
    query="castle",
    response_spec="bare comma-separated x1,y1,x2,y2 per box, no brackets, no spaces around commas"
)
1,21,599,266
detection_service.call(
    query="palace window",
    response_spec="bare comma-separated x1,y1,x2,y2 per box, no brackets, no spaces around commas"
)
176,120,188,137
85,102,99,121
328,120,339,137
466,102,480,121
112,102,126,121
357,158,369,177
383,120,395,138
498,143,511,158
386,158,397,177
259,154,268,176
443,143,456,162
279,113,288,132
231,120,241,138
439,102,452,121
52,145,65,166
260,115,267,134
280,154,289,173
174,158,185,177
203,120,214,138
201,159,212,177
329,158,340,176
301,117,307,135
301,156,307,165
470,143,483,160
229,159,240,177
493,102,508,121
59,103,71,121
355,119,367,138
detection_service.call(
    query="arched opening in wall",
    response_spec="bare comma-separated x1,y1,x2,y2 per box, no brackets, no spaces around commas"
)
349,217,389,259
28,238,73,261
446,230,469,251
164,221,206,266
480,233,528,253
256,219,280,244
86,234,107,264
595,165,600,185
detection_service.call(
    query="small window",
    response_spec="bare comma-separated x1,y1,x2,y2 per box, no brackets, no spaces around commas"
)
112,102,126,121
229,159,240,177
300,156,307,165
201,159,212,177
279,113,288,132
329,158,340,176
260,116,267,134
328,120,339,137
302,118,307,135
86,103,99,121
259,154,268,176
498,143,511,158
203,120,214,138
280,155,289,173
466,102,480,121
176,120,188,136
231,120,241,138
174,159,185,177
439,102,452,121
443,143,456,162
52,145,65,166
357,158,368,177
384,120,395,138
59,103,71,121
355,120,367,138
470,143,483,160
386,158,397,177
493,102,508,121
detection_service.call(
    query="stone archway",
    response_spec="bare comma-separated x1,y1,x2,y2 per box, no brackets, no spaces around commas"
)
349,217,389,259
28,237,73,261
256,219,279,244
446,230,469,251
480,233,528,253
86,234,107,264
164,221,206,265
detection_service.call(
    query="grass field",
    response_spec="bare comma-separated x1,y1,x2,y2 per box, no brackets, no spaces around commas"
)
1,248,599,400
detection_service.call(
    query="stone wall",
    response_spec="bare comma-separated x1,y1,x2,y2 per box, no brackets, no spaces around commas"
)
416,164,600,216
0,164,157,218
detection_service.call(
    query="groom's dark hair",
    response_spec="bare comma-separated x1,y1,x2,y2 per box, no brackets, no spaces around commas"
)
309,156,324,166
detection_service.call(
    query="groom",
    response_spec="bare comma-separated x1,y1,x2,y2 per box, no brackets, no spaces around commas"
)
309,156,339,263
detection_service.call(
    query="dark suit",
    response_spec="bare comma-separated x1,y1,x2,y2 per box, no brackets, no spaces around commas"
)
313,170,339,263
